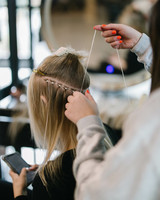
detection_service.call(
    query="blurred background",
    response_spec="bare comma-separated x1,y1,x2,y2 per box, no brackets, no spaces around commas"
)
0,0,156,181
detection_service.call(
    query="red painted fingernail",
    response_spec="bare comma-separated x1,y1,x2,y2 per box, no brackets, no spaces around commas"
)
119,40,123,44
112,30,116,34
117,36,121,39
86,89,90,94
102,24,107,27
93,26,96,29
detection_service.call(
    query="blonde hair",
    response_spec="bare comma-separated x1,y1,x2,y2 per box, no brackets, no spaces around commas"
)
27,49,90,187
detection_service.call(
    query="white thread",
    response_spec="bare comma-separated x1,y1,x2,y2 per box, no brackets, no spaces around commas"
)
104,137,112,149
80,30,97,92
116,48,130,104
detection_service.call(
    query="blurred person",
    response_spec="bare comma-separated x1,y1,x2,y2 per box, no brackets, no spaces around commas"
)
64,0,160,199
8,82,27,109
7,82,32,152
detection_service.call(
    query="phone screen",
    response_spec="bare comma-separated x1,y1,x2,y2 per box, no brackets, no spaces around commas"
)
3,152,30,174
2,152,36,185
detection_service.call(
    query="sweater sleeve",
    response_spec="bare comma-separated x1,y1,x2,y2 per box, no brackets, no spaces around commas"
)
15,195,28,200
131,33,152,72
74,115,107,176
73,115,109,199
73,113,158,200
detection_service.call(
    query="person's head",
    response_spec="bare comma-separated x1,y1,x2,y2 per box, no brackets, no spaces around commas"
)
10,82,26,100
27,47,90,172
149,0,160,92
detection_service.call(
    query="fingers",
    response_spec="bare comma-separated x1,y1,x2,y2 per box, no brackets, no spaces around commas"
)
65,94,74,110
73,91,82,97
94,25,120,39
110,40,123,49
67,91,83,103
67,91,94,106
101,23,124,32
95,26,122,46
28,164,39,171
65,92,82,110
64,109,70,120
102,34,122,43
101,33,123,48
9,169,18,179
93,25,103,31
101,29,117,37
9,168,27,180
94,23,123,32
65,102,69,110
94,23,125,43
67,95,73,103
20,168,27,178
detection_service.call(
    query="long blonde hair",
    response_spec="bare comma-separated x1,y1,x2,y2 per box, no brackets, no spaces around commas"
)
27,49,90,187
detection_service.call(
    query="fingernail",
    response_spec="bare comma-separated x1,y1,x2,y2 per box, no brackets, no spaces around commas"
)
93,26,96,29
102,24,107,27
119,40,123,44
117,36,121,39
112,30,116,34
86,89,90,94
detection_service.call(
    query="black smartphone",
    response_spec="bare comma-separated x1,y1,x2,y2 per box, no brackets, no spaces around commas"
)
2,152,36,185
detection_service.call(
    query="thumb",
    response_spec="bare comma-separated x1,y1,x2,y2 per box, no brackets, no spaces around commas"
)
85,90,96,103
93,25,103,31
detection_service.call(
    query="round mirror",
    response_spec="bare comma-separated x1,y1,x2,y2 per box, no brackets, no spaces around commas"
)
39,0,152,132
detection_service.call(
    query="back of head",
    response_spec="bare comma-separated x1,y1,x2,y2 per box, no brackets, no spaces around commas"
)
149,0,160,92
27,47,90,159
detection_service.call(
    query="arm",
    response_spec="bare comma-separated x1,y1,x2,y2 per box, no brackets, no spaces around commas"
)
9,168,27,198
65,92,110,199
94,23,152,72
65,92,155,200
9,165,38,199
73,115,108,199
131,33,152,72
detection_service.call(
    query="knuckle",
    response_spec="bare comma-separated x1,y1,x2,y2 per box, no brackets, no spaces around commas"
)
105,38,109,43
101,31,106,37
65,110,69,117
67,96,72,102
73,91,79,96
65,103,68,108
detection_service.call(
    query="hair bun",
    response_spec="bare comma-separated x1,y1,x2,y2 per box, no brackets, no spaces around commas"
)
52,46,88,65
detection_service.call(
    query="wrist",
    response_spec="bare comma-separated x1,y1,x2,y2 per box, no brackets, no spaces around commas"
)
131,33,150,55
77,115,102,132
134,32,143,48
14,187,27,198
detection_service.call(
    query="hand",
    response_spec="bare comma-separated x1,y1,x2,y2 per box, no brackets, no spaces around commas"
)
65,91,99,124
28,164,39,171
9,168,27,198
94,23,142,49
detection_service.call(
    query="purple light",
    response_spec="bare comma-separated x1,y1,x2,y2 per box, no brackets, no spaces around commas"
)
106,65,114,74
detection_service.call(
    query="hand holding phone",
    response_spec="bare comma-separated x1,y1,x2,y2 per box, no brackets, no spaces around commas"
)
2,152,36,185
